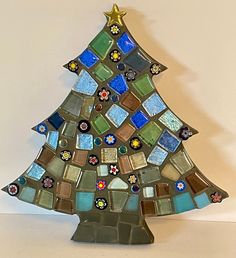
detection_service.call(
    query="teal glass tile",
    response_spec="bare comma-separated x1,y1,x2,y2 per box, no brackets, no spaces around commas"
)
142,92,166,117
105,104,129,128
19,187,36,203
125,194,139,211
76,133,93,150
46,131,59,150
194,192,211,209
159,110,183,132
75,192,95,212
73,69,98,96
147,146,168,166
173,192,195,213
26,162,45,181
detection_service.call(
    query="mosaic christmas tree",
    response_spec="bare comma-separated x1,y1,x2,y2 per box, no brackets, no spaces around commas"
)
2,4,228,244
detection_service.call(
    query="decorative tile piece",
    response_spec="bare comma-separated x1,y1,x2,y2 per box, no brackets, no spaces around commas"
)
57,181,72,199
170,150,193,174
38,190,54,209
81,96,95,119
78,120,91,133
75,192,95,211
37,147,55,166
46,131,59,150
63,165,81,183
118,155,133,174
158,130,181,153
91,114,111,135
161,163,181,181
76,133,93,150
142,92,167,117
143,187,154,198
25,163,45,181
156,183,170,197
175,180,186,192
129,152,147,170
109,191,128,212
132,74,155,97
159,110,183,132
173,192,195,213
108,178,128,189
97,165,108,176
129,137,142,150
61,91,83,117
139,166,161,184
93,63,113,82
62,121,77,138
130,110,149,129
141,200,156,216
115,123,135,142
72,150,88,167
120,92,141,112
108,74,129,95
89,31,114,59
55,198,73,214
104,134,117,145
77,170,96,192
186,173,209,194
117,32,136,54
125,195,139,211
194,192,211,209
47,157,66,178
101,148,117,163
48,112,64,130
123,49,151,72
157,198,172,215
78,49,99,68
105,104,129,128
138,121,162,146
147,146,168,166
74,70,98,96
19,187,36,203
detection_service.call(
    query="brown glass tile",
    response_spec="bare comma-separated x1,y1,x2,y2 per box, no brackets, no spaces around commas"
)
115,123,135,142
72,150,88,166
156,183,170,197
55,198,73,214
120,92,141,112
37,147,55,166
186,172,209,194
56,181,72,199
141,200,156,216
118,155,133,174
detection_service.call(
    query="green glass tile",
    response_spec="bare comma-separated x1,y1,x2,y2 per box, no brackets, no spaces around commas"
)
170,150,194,175
77,170,96,192
159,110,183,132
89,31,114,59
61,91,83,117
139,166,161,184
38,190,54,209
62,121,77,138
81,96,95,119
132,74,155,97
91,114,111,135
63,165,81,183
47,157,66,178
138,121,162,146
157,198,172,215
19,187,36,203
93,63,113,82
109,191,128,212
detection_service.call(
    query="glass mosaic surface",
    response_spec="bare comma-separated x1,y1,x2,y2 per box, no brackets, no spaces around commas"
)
2,4,228,245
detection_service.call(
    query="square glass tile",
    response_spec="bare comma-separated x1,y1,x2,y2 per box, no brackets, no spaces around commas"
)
62,121,77,138
75,192,94,212
141,200,157,216
101,148,117,163
89,31,114,59
108,74,129,95
38,190,54,209
115,123,135,142
143,187,154,198
139,166,161,184
120,92,141,112
91,114,111,135
142,92,166,117
185,173,209,194
72,150,88,167
159,110,183,132
93,63,113,82
60,91,83,117
47,157,65,178
77,170,96,192
123,49,151,72
97,165,108,176
105,104,129,128
48,112,64,130
194,192,211,209
46,131,59,150
25,162,45,181
117,32,136,54
73,69,98,96
132,74,154,97
161,163,181,181
78,48,99,68
138,121,162,146
173,192,195,213
81,96,95,119
129,152,147,170
147,146,168,166
37,147,55,166
63,165,81,183
118,155,133,174
130,110,149,129
76,133,93,150
156,183,170,197
19,187,36,203
170,150,193,174
158,130,181,153
157,198,172,215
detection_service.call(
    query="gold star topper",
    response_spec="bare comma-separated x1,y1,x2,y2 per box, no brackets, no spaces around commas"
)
104,4,126,27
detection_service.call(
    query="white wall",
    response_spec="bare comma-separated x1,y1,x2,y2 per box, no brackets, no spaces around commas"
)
0,0,235,221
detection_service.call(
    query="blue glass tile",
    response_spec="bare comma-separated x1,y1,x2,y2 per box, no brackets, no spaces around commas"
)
125,194,139,211
48,112,64,130
130,110,149,129
142,92,166,117
26,162,45,181
108,74,129,95
76,133,93,150
159,110,183,132
78,49,99,68
46,131,59,150
117,32,136,54
194,192,211,209
74,69,98,96
147,146,168,165
19,187,36,203
105,104,129,128
158,130,181,152
173,192,195,213
75,192,95,211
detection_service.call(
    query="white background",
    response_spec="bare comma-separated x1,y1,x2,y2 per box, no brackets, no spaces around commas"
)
0,0,235,222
